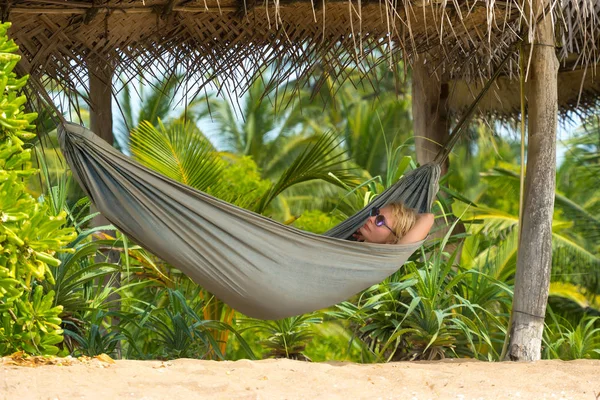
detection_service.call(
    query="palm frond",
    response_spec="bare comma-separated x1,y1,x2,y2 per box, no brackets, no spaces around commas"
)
479,166,521,204
138,74,184,126
548,282,600,314
205,96,247,154
114,75,135,148
256,131,355,213
461,201,600,291
462,205,519,237
129,120,223,192
275,180,347,215
555,185,600,245
463,229,519,281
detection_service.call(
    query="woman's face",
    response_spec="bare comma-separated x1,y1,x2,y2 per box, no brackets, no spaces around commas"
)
358,205,396,244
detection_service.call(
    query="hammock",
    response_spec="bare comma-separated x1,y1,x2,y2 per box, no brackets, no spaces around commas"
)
51,51,510,319
58,123,439,320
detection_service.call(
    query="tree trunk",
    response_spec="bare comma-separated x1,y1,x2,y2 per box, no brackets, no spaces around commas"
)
411,58,450,175
507,1,558,361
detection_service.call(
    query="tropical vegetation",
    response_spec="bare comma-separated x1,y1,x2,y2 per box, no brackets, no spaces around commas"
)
0,22,75,355
1,22,599,362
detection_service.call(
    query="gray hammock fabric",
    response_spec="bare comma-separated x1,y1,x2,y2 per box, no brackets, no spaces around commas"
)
58,123,441,320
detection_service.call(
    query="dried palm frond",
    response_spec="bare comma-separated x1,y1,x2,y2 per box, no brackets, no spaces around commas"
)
4,0,600,117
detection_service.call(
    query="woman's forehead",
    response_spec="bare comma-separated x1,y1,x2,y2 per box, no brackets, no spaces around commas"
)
380,205,395,218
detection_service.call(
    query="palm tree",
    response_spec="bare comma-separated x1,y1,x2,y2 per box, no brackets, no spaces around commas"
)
303,59,414,179
458,165,600,313
258,60,416,221
198,69,365,221
201,70,320,176
556,121,600,252
115,72,209,152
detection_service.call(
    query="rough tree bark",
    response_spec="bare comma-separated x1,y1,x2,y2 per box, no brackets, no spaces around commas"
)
507,0,558,361
411,58,450,175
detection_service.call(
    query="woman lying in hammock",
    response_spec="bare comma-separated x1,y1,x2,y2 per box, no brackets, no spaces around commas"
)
352,203,434,244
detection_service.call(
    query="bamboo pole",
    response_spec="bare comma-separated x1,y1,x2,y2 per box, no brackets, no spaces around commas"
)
23,0,94,8
9,6,254,14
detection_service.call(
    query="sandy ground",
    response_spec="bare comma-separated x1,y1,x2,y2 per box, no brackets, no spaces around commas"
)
1,357,599,400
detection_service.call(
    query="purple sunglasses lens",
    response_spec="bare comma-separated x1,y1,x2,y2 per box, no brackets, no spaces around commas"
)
375,215,385,226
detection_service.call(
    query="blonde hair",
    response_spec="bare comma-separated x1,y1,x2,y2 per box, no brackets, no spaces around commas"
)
387,203,417,243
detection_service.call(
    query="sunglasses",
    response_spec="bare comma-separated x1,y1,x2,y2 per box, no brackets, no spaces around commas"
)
369,207,396,236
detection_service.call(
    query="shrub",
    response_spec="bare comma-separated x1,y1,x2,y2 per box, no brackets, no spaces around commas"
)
0,22,75,355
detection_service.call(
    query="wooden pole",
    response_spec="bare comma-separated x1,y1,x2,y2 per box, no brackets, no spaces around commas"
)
88,56,121,357
88,56,114,144
507,0,558,361
411,58,449,175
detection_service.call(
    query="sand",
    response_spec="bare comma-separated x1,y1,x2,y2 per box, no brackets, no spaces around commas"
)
1,357,599,399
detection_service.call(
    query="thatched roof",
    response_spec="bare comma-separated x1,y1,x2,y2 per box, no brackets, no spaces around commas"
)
4,0,600,116
449,62,600,119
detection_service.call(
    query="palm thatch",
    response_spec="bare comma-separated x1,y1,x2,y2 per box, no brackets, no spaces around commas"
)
4,0,600,116
448,61,600,120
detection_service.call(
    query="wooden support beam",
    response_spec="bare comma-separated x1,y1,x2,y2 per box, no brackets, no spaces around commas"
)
88,56,120,355
507,0,558,361
88,56,114,145
411,58,449,175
